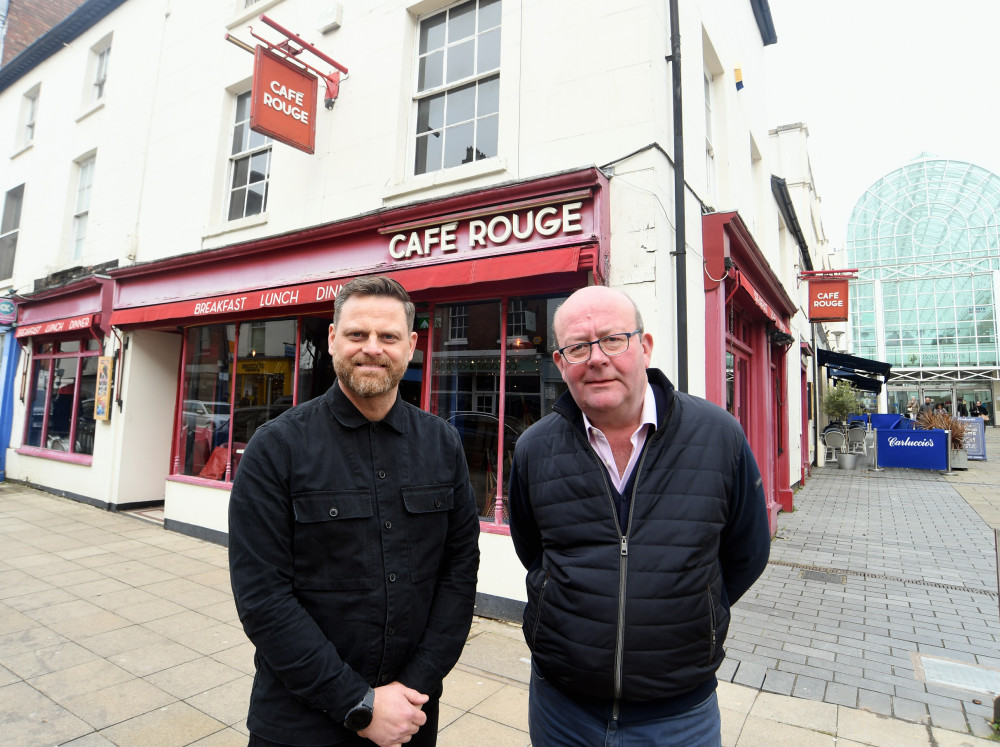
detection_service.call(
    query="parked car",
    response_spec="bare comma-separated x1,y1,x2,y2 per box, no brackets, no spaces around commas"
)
183,400,231,431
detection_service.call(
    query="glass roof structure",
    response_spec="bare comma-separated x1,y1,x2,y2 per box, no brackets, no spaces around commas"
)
845,155,1000,372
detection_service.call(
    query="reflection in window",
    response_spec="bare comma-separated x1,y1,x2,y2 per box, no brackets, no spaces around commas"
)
297,317,335,404
179,324,235,479
432,295,566,523
24,337,100,455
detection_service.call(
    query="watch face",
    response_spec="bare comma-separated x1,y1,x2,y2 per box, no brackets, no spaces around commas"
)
345,704,373,731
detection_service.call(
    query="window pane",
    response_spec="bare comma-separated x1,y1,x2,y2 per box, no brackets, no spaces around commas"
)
448,1,476,41
228,189,247,221
446,39,475,83
477,75,499,116
476,114,498,159
0,234,15,279
415,132,442,175
232,156,249,189
479,0,501,30
477,27,500,72
248,128,269,150
446,82,476,125
180,325,236,479
26,359,49,447
417,94,444,133
232,122,248,155
76,356,98,455
249,152,269,183
419,12,446,54
443,122,475,168
432,301,500,518
246,182,266,216
297,317,335,405
418,50,444,92
1,185,23,233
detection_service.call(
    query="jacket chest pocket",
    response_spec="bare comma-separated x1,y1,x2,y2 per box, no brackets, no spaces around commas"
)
292,491,375,590
401,484,454,582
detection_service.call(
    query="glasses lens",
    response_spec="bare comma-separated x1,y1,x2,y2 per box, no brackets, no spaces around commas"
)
599,334,629,355
562,343,591,362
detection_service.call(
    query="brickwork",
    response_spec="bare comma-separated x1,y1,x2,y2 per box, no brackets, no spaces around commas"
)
2,0,87,66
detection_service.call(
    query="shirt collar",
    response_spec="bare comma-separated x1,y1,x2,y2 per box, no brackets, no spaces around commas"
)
581,382,657,436
327,381,408,433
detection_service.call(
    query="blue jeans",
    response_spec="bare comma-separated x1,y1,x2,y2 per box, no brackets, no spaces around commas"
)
529,663,722,747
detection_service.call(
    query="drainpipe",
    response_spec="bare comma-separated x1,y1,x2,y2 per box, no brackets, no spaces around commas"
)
667,0,688,392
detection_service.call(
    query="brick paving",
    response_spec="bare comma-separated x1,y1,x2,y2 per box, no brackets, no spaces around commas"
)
725,426,1000,740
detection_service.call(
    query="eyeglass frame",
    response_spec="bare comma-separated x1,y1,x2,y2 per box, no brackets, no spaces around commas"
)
555,329,643,364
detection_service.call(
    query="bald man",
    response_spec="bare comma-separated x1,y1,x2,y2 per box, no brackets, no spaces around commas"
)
509,285,770,746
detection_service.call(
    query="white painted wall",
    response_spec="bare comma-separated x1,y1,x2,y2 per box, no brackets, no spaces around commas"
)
1,0,824,603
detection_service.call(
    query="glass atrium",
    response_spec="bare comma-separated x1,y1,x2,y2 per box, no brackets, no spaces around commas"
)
846,156,1000,372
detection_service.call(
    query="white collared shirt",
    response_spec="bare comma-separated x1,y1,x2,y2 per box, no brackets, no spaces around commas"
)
582,383,657,492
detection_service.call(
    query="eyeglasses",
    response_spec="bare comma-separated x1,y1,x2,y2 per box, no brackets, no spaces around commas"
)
556,330,642,364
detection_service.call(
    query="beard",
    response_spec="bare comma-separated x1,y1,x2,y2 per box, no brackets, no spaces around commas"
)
333,351,408,399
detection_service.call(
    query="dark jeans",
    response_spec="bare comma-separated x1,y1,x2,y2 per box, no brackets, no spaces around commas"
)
529,662,721,747
248,698,440,747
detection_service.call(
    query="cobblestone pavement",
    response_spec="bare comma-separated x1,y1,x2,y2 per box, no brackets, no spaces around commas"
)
723,426,1000,740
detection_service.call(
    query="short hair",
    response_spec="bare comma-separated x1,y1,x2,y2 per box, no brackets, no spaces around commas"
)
333,276,415,332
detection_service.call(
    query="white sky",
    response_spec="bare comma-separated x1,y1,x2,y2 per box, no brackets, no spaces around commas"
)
762,0,1000,251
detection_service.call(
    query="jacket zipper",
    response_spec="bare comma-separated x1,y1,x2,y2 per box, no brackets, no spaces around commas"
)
531,573,551,647
707,584,717,663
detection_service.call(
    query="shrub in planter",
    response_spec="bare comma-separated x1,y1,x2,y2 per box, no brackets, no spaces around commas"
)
822,380,862,429
915,410,967,449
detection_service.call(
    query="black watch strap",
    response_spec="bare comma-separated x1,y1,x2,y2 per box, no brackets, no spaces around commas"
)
343,686,375,731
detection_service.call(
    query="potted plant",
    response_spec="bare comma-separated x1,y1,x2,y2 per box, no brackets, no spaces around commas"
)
915,410,968,469
822,381,862,468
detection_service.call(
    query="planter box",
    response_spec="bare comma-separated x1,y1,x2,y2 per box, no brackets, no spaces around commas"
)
951,448,968,470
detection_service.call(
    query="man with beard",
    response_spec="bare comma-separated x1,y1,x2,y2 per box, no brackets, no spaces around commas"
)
229,276,480,747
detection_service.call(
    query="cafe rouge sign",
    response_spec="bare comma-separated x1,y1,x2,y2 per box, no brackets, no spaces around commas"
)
388,201,585,260
251,46,317,154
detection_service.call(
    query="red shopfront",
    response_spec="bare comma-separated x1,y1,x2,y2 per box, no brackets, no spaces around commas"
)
13,276,113,462
703,212,797,534
109,169,609,534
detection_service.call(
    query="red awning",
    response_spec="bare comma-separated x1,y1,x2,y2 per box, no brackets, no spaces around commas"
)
111,246,586,327
15,313,101,338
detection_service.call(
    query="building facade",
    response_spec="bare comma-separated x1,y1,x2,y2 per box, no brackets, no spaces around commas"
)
1,0,819,614
846,154,1000,422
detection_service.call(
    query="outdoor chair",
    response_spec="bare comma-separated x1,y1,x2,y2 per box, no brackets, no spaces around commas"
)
823,430,846,462
847,427,868,456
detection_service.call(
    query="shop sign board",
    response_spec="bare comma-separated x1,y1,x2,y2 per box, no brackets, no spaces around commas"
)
15,314,94,338
875,428,949,470
0,298,15,324
251,46,318,154
386,201,586,261
808,278,849,322
957,416,987,460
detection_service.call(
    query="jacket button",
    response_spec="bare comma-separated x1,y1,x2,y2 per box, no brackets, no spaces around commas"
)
434,499,442,508
378,470,386,479
388,573,397,582
329,507,338,517
387,626,395,636
384,520,392,530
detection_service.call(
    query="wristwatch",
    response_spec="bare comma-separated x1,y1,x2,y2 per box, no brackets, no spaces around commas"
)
343,687,375,731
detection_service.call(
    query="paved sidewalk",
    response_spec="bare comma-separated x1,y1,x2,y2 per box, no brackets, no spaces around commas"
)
0,430,998,745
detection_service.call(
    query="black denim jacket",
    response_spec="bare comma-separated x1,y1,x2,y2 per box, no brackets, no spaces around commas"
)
229,383,480,745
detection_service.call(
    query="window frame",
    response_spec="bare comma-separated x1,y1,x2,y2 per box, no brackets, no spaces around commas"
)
412,0,502,176
21,337,101,461
227,90,273,222
72,156,96,260
0,184,24,280
20,86,40,147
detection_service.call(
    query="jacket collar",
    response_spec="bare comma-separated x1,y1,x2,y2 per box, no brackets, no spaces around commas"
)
553,367,676,431
325,381,408,433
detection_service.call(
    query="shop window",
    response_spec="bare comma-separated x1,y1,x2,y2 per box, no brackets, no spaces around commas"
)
432,294,566,524
447,304,468,342
177,319,297,481
72,156,96,260
0,184,23,280
24,338,100,456
228,91,272,221
414,0,501,175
